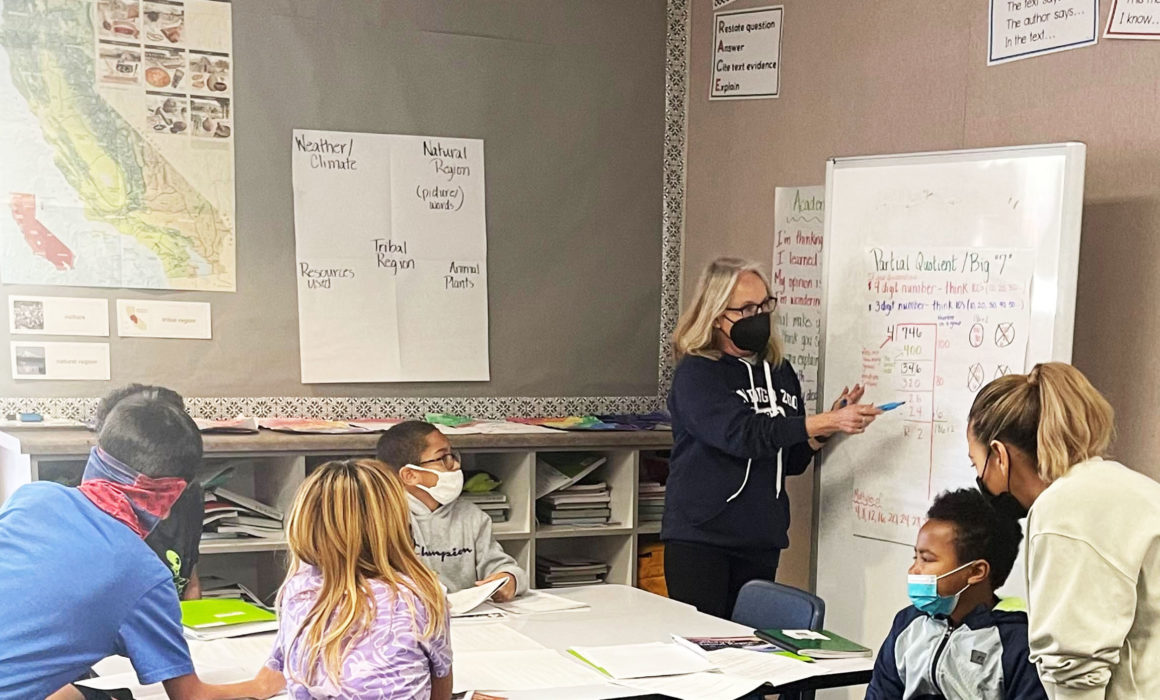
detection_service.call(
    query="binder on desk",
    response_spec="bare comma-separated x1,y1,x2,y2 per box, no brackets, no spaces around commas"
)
754,628,871,659
181,599,278,641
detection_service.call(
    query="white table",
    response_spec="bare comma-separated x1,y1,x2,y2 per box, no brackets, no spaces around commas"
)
503,585,751,649
452,586,872,699
91,585,871,700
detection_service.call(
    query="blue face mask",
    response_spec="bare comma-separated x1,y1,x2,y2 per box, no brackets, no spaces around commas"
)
907,560,978,617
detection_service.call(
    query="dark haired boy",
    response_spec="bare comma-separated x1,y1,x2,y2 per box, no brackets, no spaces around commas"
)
866,488,1046,700
376,420,527,602
0,390,271,700
95,384,204,600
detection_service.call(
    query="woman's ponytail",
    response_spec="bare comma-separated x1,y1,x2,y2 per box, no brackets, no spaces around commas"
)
1029,363,1114,482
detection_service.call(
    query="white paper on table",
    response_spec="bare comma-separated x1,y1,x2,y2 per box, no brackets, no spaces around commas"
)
86,637,284,698
8,295,109,336
78,666,263,699
448,578,507,616
706,647,820,686
11,341,109,380
813,656,877,675
452,649,606,693
450,622,545,653
492,590,590,615
116,299,212,339
568,642,716,680
493,684,649,700
616,671,765,700
188,632,278,671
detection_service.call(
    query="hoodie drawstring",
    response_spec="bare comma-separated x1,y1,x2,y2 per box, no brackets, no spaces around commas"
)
763,359,784,498
727,358,784,503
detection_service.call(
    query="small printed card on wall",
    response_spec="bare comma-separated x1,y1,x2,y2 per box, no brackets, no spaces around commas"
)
8,296,109,336
116,300,212,339
710,5,783,100
1105,0,1160,39
988,0,1098,64
11,342,110,381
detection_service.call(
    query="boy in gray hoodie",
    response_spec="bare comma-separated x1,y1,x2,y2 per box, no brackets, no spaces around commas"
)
376,421,528,601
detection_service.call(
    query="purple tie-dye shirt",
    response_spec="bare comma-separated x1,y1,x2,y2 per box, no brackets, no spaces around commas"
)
266,565,452,699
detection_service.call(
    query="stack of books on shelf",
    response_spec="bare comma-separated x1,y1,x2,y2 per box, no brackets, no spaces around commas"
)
536,555,610,588
638,480,666,522
536,481,612,526
462,491,511,523
202,487,284,542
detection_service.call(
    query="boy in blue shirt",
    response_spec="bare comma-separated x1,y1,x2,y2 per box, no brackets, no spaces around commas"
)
0,390,272,700
866,488,1045,700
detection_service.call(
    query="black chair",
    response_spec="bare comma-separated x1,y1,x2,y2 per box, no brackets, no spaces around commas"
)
731,580,826,700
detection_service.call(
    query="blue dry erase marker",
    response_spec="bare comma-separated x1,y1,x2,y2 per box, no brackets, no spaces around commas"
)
876,401,906,412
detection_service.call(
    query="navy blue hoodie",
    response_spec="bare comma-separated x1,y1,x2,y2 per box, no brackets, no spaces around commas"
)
662,354,815,551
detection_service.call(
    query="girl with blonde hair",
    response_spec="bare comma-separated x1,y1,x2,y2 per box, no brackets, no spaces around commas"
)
663,256,882,617
968,362,1160,699
242,459,452,700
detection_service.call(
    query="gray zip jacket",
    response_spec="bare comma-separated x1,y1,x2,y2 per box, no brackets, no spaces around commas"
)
866,600,1046,699
407,493,528,595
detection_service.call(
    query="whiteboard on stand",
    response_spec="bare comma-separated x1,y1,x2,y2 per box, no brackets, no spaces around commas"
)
813,143,1085,699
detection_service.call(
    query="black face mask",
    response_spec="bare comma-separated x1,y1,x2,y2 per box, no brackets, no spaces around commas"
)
976,455,1029,521
729,312,771,354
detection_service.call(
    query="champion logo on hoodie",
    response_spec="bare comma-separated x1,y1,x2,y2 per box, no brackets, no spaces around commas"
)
417,545,473,562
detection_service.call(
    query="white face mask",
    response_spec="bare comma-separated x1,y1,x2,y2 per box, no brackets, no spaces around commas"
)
405,464,464,505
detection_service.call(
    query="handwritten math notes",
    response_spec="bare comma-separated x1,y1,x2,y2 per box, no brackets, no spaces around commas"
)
851,247,1033,544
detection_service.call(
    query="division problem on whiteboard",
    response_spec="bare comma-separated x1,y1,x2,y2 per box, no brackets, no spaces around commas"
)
851,247,1033,545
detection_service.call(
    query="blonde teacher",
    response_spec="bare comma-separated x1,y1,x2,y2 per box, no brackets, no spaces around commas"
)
663,257,882,618
968,363,1160,699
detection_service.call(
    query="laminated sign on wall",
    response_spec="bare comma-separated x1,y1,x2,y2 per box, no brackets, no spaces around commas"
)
710,5,782,100
291,130,489,383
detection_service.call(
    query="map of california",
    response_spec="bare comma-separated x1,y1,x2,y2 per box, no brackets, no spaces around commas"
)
0,0,235,291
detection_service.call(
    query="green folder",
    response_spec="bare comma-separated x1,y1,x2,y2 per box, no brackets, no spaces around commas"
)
754,628,872,659
180,599,277,641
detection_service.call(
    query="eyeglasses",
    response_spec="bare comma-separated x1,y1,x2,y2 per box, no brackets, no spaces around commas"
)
418,450,462,470
724,296,777,319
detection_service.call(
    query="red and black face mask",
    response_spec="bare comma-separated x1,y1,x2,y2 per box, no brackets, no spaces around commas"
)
78,447,187,538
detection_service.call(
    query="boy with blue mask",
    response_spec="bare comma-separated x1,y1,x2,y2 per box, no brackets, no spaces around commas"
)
376,421,527,602
866,489,1045,700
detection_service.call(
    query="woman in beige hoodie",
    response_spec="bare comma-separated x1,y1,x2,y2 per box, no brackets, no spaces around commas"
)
966,362,1160,700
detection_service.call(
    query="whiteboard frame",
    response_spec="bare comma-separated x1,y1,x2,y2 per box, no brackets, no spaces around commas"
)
810,144,1085,677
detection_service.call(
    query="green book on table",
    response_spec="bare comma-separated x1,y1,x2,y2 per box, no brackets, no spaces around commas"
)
754,628,872,659
180,598,278,641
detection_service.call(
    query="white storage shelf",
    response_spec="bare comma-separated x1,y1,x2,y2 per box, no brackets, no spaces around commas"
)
0,430,670,598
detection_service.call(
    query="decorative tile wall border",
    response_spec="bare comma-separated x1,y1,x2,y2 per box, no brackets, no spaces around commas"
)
0,0,689,423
